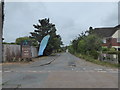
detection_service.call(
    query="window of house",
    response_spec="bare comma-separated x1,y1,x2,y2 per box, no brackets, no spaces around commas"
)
117,38,120,42
103,39,106,43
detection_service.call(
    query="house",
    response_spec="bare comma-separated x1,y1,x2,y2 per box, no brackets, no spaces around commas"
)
93,25,120,51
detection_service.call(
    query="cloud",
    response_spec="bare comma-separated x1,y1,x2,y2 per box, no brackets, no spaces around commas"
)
3,2,118,45
101,3,118,26
103,11,118,26
3,2,48,42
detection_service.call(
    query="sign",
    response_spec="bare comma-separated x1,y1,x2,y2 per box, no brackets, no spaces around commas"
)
21,40,31,46
21,40,32,59
21,45,32,59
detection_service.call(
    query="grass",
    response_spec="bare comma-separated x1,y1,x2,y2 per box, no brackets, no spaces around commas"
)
74,53,120,68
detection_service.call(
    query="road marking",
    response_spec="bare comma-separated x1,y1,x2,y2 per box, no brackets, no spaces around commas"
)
2,69,118,73
94,68,103,71
98,71,106,72
83,68,86,70
3,71,11,72
32,71,37,72
38,71,42,72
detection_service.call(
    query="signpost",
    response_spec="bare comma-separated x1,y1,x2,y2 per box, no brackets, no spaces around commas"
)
21,40,32,61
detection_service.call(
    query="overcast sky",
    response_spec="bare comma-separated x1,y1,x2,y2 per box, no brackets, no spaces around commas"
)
3,2,118,45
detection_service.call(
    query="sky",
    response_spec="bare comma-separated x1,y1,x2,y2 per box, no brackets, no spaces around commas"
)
3,2,118,45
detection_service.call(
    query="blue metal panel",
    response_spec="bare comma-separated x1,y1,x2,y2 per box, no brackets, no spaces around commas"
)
38,35,50,56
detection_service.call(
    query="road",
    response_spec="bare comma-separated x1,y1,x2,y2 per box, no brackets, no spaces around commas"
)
2,52,118,88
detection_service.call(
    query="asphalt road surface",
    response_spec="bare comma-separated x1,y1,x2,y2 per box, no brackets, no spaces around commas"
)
2,52,118,88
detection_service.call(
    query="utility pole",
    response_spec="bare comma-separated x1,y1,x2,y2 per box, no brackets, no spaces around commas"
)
0,0,4,63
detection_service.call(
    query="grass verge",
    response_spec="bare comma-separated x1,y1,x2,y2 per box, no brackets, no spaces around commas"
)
74,53,120,68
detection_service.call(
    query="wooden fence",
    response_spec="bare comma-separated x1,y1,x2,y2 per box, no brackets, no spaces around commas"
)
3,44,38,62
98,53,118,64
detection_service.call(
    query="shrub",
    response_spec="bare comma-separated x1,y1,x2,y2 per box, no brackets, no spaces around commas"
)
109,48,116,51
90,51,99,59
102,47,109,51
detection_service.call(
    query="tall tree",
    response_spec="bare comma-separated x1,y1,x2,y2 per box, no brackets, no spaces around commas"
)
69,28,102,59
30,18,63,55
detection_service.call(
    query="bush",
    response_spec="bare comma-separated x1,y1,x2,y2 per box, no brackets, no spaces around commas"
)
77,40,86,54
90,51,99,59
102,47,109,51
109,48,116,51
68,45,75,54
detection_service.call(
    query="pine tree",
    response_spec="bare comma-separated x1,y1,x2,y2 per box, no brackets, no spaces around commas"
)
30,18,63,55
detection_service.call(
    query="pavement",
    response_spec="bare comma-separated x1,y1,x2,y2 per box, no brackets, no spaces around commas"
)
2,52,119,88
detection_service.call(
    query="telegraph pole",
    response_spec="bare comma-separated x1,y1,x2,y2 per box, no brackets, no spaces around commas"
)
0,0,4,63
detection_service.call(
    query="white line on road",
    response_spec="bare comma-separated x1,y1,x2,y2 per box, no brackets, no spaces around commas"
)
2,70,118,73
3,71,11,72
97,71,107,72
48,71,51,72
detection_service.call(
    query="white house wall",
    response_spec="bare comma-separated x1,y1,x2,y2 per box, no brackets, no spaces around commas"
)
112,29,120,38
112,46,120,49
